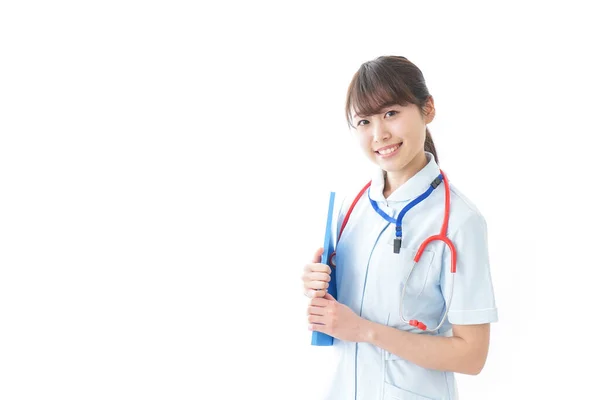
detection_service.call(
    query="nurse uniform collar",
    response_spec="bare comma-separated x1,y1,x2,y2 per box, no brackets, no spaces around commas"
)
368,173,444,254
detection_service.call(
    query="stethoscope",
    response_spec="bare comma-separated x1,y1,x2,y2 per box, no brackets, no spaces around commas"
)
329,170,456,332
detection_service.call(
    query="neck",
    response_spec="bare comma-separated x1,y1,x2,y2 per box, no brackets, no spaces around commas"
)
383,152,428,198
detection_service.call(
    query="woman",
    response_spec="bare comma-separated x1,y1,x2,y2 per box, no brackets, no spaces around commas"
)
302,55,498,400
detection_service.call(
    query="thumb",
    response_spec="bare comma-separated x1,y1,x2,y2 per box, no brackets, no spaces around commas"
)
324,293,336,301
311,247,324,263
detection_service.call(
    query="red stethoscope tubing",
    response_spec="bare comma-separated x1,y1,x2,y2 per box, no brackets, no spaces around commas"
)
414,170,456,273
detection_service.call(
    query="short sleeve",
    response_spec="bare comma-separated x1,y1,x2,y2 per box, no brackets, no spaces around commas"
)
440,213,498,325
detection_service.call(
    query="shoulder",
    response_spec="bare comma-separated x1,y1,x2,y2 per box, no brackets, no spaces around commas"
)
337,178,371,213
446,182,488,237
334,178,372,232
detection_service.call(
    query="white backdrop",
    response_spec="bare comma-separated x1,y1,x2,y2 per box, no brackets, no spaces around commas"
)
1,1,599,399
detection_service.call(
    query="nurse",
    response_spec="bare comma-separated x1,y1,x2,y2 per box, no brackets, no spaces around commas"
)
302,55,498,400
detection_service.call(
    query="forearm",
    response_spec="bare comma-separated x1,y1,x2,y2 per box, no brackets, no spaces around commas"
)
360,319,485,375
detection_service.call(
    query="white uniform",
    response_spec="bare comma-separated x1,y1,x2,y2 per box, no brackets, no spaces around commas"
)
325,152,498,400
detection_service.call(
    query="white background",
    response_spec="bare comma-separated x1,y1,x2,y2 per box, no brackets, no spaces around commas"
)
1,1,599,399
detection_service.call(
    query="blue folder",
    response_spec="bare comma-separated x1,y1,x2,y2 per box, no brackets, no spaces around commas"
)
311,191,338,346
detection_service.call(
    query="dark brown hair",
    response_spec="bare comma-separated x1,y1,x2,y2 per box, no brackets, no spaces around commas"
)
345,55,439,164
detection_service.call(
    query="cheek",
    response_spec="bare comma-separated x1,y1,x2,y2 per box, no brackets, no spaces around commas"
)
356,133,370,148
394,121,417,137
359,137,374,156
399,123,426,144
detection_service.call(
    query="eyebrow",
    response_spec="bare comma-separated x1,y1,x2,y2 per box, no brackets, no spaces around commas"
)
353,104,401,120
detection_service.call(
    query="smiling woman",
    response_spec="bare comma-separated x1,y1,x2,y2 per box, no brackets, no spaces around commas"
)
346,57,440,199
346,56,439,158
301,55,498,400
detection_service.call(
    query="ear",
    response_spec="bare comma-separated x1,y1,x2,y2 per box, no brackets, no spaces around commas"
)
423,96,435,124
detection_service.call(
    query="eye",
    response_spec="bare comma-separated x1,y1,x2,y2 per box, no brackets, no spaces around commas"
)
357,119,369,127
384,110,398,118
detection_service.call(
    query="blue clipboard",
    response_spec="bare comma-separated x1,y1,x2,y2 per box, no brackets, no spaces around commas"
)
311,191,338,346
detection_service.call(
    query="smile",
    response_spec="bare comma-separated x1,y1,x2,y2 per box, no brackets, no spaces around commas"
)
376,143,402,157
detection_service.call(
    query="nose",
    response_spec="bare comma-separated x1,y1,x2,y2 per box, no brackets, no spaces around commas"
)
371,119,390,142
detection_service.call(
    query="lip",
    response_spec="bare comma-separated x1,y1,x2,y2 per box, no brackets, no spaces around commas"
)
374,143,402,158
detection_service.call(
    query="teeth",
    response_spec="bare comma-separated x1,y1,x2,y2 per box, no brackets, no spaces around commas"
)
379,145,399,155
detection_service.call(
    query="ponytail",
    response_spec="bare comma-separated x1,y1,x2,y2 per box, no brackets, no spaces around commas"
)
425,127,439,164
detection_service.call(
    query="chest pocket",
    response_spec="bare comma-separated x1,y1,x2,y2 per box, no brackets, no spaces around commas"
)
379,243,435,326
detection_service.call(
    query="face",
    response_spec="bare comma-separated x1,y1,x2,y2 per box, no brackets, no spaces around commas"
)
351,99,435,177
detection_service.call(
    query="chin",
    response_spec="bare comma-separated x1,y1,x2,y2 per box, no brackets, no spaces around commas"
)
379,159,409,173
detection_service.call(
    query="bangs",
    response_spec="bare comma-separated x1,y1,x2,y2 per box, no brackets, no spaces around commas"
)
346,61,418,126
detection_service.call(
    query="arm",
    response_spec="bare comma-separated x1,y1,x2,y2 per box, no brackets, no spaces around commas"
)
309,296,490,375
362,321,490,375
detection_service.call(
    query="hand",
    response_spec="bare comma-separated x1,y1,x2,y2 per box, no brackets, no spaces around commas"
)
301,247,331,298
307,293,367,342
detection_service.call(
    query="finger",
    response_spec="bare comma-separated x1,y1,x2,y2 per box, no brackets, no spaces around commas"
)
307,306,326,316
311,247,324,263
307,263,331,275
304,289,327,298
301,271,331,283
308,323,328,333
323,293,336,301
305,280,329,291
308,314,326,324
307,272,331,282
309,297,329,307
